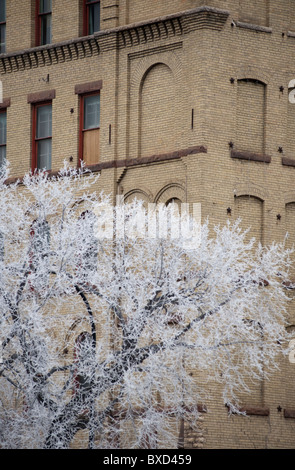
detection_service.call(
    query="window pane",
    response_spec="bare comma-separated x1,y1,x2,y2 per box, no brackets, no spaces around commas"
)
83,128,99,164
40,0,52,14
37,139,51,170
0,0,5,23
88,3,100,34
37,105,52,139
40,14,52,45
0,24,5,53
84,95,100,130
0,112,6,145
0,145,6,167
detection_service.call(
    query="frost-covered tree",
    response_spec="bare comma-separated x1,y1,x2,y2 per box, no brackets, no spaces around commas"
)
0,165,293,449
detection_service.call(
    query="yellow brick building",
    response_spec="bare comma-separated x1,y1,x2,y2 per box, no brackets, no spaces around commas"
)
1,0,295,448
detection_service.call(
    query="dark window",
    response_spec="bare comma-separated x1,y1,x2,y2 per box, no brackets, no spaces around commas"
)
84,0,100,35
79,93,100,165
0,0,6,53
33,102,52,171
36,0,52,46
0,109,6,167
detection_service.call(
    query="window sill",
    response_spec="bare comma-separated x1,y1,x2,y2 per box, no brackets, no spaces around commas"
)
236,21,272,34
282,157,295,167
231,149,271,163
284,409,295,419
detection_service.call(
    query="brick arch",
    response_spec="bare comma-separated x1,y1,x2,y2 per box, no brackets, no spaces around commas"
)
154,182,185,204
139,62,180,158
236,66,270,85
124,188,153,205
130,50,183,94
284,193,295,205
129,50,183,159
234,183,267,201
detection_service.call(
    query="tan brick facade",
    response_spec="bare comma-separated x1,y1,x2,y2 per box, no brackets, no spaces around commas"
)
1,0,295,448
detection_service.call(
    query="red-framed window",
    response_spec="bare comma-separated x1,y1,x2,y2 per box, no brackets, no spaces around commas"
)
36,0,52,46
79,92,100,165
83,0,100,36
0,0,6,53
32,101,52,171
0,109,6,167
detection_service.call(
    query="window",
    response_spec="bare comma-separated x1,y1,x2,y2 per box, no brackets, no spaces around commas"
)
0,0,5,53
84,0,100,35
36,0,52,46
0,110,6,168
79,93,100,165
32,102,52,171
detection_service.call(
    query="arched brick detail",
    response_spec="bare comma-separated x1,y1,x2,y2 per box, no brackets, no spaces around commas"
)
154,182,185,204
124,188,153,204
284,193,295,205
236,66,270,85
130,49,183,94
128,49,183,159
234,194,264,244
234,183,267,201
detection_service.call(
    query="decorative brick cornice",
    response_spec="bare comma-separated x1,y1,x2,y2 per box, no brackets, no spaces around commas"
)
231,149,271,163
0,6,229,74
0,36,100,74
117,6,229,48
